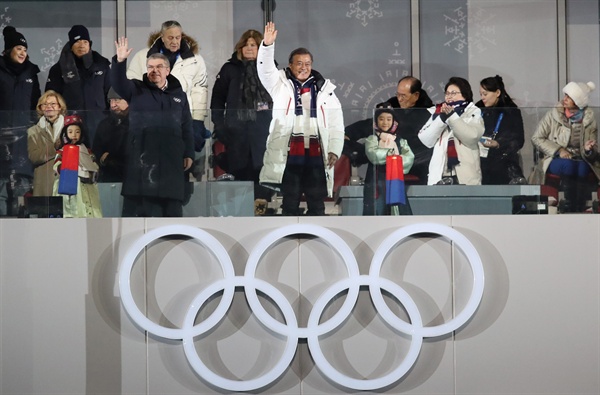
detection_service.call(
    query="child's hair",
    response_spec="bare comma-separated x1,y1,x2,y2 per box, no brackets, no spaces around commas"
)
59,114,89,147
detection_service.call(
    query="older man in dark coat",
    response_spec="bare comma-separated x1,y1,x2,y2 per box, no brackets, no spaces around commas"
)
111,37,193,217
45,25,110,137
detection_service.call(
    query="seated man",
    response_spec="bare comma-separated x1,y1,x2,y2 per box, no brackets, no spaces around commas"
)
344,76,433,184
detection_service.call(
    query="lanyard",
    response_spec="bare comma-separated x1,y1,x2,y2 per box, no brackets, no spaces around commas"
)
491,112,504,140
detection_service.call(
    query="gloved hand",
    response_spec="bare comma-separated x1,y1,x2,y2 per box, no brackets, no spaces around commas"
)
193,120,211,152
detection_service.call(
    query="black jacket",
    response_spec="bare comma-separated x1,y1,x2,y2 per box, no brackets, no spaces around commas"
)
110,56,194,201
0,55,40,178
92,112,129,182
0,55,41,128
475,103,525,159
475,102,525,182
45,48,110,112
210,53,272,172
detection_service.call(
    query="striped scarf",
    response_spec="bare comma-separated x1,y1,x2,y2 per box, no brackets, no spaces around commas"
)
447,137,459,170
291,76,317,118
287,134,322,166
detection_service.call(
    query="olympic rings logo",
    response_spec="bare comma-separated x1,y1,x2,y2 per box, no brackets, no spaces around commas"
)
118,223,484,391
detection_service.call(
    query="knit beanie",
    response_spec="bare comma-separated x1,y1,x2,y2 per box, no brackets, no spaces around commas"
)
68,25,92,48
3,26,27,52
107,87,122,100
563,81,596,109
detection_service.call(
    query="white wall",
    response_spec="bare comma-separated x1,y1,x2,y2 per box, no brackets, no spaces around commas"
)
1,216,599,394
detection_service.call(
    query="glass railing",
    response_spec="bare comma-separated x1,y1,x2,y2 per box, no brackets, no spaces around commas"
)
1,106,599,217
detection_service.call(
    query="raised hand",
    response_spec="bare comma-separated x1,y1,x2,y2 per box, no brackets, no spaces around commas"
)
115,36,133,62
263,21,278,46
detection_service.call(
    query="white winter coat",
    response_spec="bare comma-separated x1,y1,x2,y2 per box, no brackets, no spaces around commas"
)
126,34,208,121
418,103,484,185
256,42,345,196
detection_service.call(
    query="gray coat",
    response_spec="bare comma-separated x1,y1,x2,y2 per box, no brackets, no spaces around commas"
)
530,105,599,184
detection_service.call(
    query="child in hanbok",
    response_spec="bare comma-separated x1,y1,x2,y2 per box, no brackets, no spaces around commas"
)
363,103,414,215
53,115,102,218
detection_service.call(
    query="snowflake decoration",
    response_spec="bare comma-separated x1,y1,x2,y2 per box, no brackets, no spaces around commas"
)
443,7,468,53
40,39,64,72
468,4,496,57
152,1,200,19
388,42,406,66
0,7,12,30
443,4,496,57
347,0,383,27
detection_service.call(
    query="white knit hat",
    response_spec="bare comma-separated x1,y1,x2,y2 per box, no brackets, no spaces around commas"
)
563,81,596,109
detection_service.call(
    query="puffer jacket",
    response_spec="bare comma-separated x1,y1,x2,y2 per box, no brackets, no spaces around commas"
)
418,103,484,185
127,32,208,121
0,55,41,126
256,42,344,197
530,104,600,184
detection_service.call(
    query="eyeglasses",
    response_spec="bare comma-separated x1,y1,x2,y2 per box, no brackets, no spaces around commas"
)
147,65,168,71
42,102,59,108
396,92,414,100
444,91,461,98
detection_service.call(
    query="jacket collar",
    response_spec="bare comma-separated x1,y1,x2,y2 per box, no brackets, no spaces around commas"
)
142,73,183,92
146,31,198,60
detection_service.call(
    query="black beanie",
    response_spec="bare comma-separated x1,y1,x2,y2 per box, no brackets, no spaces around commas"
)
68,25,91,47
3,26,27,53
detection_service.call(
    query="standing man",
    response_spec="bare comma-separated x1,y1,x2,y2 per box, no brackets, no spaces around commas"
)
127,20,209,178
257,22,344,216
45,25,110,136
111,37,194,217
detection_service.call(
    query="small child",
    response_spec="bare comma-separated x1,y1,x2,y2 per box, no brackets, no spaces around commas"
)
53,115,102,218
363,103,414,215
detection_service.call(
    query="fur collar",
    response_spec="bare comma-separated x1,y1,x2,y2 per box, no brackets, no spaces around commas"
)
146,31,199,55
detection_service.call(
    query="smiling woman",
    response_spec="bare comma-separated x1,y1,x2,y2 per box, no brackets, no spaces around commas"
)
418,76,484,186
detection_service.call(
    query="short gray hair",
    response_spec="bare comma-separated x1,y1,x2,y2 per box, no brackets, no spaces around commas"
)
161,20,182,34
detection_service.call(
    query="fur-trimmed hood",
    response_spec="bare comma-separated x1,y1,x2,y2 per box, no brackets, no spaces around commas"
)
146,31,199,55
